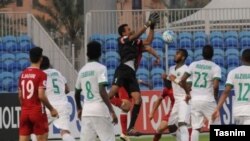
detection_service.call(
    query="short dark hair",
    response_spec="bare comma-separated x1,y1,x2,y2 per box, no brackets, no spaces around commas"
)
87,41,101,60
118,24,128,36
29,47,43,63
178,49,188,60
242,49,250,63
40,56,50,70
202,45,213,60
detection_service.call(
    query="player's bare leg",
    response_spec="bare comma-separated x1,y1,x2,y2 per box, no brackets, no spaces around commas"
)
127,92,142,136
19,136,30,141
153,121,168,141
61,130,75,141
36,134,47,141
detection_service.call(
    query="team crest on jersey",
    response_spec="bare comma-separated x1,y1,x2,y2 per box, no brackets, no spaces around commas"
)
177,72,181,76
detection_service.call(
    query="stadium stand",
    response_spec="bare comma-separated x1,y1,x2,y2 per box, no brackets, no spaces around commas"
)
88,30,250,90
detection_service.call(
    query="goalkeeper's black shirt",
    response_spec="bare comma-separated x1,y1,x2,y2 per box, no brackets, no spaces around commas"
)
118,36,143,70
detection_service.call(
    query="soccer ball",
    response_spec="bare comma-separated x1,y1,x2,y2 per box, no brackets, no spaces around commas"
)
162,30,176,44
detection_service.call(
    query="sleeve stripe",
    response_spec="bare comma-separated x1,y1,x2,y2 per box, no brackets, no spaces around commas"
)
213,77,221,80
225,83,234,88
99,82,108,85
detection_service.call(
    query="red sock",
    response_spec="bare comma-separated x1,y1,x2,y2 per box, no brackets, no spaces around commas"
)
188,128,192,141
153,133,162,141
120,114,127,135
110,97,122,107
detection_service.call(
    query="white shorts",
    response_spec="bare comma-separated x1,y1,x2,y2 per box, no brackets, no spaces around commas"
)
80,116,115,141
234,116,250,125
191,100,220,129
47,103,71,130
168,98,191,126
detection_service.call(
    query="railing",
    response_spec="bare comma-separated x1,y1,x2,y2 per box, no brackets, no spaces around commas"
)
0,12,77,92
83,8,250,90
28,14,77,90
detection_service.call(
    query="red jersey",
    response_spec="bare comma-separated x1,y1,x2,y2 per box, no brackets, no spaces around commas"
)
18,67,47,112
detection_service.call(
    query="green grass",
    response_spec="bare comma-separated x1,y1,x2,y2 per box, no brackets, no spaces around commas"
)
115,133,209,141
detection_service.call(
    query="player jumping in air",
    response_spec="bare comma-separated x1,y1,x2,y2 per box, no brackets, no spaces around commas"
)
108,12,160,136
149,73,175,141
75,41,118,141
212,48,250,125
18,47,58,141
40,56,75,141
180,45,221,141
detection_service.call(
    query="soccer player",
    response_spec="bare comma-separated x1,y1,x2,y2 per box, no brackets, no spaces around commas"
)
149,73,175,141
212,48,250,125
18,47,58,141
74,41,118,141
167,49,190,141
180,45,221,141
108,12,160,136
40,56,75,141
110,80,152,141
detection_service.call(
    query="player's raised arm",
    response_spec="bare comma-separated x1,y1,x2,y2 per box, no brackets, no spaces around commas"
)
128,12,160,41
143,45,160,65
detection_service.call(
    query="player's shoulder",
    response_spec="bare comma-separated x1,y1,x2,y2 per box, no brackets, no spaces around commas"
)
169,65,175,70
228,66,242,74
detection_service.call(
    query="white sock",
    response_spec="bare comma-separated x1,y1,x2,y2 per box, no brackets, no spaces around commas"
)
176,129,181,141
179,126,189,141
62,133,75,141
191,129,199,141
31,134,37,141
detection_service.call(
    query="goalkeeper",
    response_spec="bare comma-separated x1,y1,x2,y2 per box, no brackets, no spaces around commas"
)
108,12,160,136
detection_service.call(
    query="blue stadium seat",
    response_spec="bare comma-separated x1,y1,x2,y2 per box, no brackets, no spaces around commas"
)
105,59,118,70
214,48,224,56
211,38,223,48
105,34,119,42
224,31,238,39
152,77,163,90
1,77,14,92
14,71,22,81
1,53,15,61
194,38,206,49
178,32,192,40
17,35,33,51
195,55,203,61
194,31,206,39
107,69,115,78
89,34,105,45
154,32,164,42
139,57,150,69
137,68,150,80
168,49,176,57
213,55,225,66
140,33,147,40
227,66,237,74
187,49,194,58
151,58,165,69
2,60,17,72
142,52,150,59
104,40,118,52
167,41,177,49
240,37,250,49
0,39,4,52
168,56,175,66
225,48,240,56
221,67,227,77
156,50,165,58
179,38,192,49
0,71,14,80
2,35,18,52
227,56,240,67
17,59,30,71
151,67,164,76
210,31,223,40
239,31,250,39
185,56,193,65
225,37,238,48
152,39,164,51
194,49,203,58
105,51,120,61
15,53,29,60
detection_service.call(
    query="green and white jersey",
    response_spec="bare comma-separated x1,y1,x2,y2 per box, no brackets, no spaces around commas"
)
44,68,68,105
169,64,190,99
186,60,221,102
75,61,109,117
226,65,250,116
